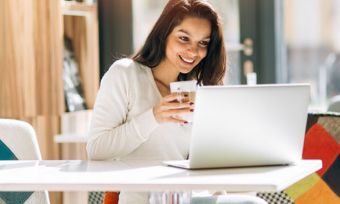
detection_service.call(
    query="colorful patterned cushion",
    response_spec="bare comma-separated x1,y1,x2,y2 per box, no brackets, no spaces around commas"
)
88,191,104,204
257,113,340,204
0,140,17,160
257,191,293,204
103,192,119,204
0,192,34,204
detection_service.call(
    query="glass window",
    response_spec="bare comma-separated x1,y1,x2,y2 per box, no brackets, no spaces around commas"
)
132,0,242,84
284,0,340,110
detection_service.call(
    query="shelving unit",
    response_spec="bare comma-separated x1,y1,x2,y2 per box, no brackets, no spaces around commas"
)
62,1,99,109
60,2,100,204
62,2,97,16
57,0,99,157
58,0,99,158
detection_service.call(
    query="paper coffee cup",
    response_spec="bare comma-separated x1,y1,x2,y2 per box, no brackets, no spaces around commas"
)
170,80,197,122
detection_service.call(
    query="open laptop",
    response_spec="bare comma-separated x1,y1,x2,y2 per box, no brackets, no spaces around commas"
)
163,84,310,169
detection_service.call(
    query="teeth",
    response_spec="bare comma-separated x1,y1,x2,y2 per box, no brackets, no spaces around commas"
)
180,56,194,63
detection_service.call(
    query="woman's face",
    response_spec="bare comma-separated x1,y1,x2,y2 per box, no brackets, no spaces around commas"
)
163,16,211,74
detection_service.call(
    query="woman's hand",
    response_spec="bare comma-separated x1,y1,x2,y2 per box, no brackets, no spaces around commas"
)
153,93,194,124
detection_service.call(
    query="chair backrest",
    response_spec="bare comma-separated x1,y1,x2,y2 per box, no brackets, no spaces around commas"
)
0,119,42,160
257,112,340,203
0,119,50,204
328,95,340,112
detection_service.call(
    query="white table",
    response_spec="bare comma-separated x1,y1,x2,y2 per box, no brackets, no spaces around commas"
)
0,159,321,192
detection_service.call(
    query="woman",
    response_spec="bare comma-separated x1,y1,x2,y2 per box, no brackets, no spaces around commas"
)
87,0,227,203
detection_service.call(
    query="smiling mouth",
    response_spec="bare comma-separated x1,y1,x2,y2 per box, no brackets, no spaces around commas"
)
179,55,195,64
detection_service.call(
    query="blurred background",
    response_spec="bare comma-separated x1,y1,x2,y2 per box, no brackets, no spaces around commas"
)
0,0,339,203
101,0,340,109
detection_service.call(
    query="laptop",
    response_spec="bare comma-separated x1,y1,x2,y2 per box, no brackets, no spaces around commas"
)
163,84,310,169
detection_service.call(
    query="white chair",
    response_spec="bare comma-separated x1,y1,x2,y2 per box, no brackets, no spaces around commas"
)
0,119,50,204
328,95,340,112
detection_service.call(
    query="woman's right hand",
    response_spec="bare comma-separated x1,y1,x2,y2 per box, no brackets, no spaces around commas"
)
153,93,194,124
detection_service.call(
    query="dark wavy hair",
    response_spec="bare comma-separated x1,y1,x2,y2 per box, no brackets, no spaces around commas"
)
132,0,227,85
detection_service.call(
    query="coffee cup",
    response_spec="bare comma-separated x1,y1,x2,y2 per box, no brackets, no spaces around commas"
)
170,80,197,123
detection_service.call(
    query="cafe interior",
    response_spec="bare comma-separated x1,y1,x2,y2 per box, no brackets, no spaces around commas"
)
0,0,339,204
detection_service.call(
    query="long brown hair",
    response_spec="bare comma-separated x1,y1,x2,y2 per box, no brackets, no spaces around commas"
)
132,0,227,85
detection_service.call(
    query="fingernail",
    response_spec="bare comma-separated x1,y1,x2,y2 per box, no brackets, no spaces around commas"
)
184,94,188,97
190,109,194,112
189,102,194,105
184,121,188,124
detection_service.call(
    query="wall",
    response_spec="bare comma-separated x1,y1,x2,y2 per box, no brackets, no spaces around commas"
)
0,1,64,203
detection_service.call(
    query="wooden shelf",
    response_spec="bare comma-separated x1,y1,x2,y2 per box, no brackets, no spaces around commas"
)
62,1,97,16
54,134,88,143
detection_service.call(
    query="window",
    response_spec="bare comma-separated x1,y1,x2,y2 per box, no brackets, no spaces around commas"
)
284,0,340,110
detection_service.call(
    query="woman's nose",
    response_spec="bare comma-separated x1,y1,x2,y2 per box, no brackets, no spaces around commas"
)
187,44,199,56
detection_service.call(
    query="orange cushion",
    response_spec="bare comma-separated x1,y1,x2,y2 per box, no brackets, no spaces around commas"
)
103,192,119,204
295,179,339,204
303,124,340,175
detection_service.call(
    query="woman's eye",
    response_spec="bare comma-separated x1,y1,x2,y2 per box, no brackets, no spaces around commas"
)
199,41,209,47
179,36,189,42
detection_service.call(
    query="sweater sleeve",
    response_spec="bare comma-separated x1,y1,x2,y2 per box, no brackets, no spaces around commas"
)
86,61,159,160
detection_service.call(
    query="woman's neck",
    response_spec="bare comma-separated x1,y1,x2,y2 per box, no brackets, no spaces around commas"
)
152,61,179,96
152,61,179,87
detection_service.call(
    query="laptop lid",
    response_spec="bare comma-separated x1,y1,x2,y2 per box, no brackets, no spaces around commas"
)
186,84,310,169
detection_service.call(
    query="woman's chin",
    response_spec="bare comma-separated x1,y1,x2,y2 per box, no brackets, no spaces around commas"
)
179,69,192,74
178,65,194,74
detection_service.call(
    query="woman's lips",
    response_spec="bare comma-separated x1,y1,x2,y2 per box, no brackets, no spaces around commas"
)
179,55,195,64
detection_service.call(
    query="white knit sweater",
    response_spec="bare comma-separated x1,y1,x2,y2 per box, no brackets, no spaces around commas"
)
87,58,191,204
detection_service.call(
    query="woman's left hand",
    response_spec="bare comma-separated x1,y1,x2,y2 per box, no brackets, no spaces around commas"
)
152,93,194,124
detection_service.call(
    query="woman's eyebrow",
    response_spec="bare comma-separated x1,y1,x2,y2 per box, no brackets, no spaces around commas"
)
178,29,191,36
177,29,211,40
